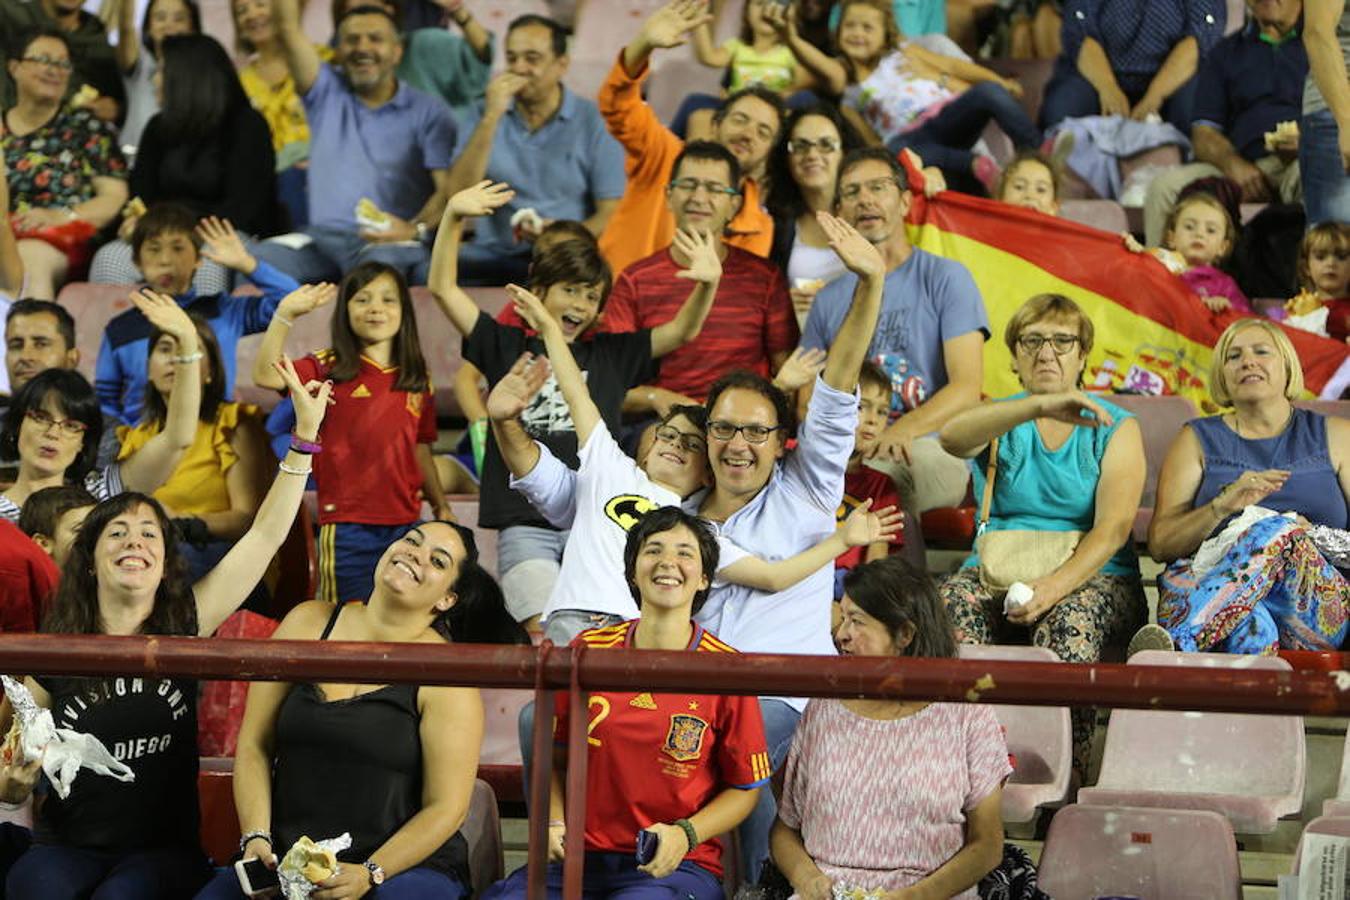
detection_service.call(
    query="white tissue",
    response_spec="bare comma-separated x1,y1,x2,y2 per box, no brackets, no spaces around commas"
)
0,675,134,799
509,207,543,240
1003,582,1034,615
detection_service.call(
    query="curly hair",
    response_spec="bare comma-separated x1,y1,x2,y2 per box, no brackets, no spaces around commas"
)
43,493,197,637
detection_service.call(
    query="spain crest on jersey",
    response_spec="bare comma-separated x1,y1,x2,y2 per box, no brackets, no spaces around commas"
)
662,713,708,762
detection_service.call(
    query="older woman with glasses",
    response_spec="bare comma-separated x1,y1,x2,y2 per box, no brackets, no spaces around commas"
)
937,293,1146,778
0,292,200,524
3,27,128,299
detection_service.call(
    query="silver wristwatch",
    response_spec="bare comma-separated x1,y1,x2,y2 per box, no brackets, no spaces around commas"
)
363,860,386,885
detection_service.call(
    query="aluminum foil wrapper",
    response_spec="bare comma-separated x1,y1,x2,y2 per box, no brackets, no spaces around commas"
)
279,833,352,900
1309,525,1350,568
1,675,133,799
832,884,883,900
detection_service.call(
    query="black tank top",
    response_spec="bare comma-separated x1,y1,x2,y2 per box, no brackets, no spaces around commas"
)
270,605,469,881
35,674,201,852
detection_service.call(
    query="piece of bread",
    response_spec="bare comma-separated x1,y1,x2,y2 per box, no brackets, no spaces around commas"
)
1264,120,1299,151
124,197,147,219
1,718,21,767
355,197,390,230
280,836,337,884
70,84,99,108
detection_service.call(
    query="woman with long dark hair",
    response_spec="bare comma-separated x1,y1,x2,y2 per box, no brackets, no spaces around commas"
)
194,521,507,899
112,0,202,151
90,33,279,293
0,355,331,900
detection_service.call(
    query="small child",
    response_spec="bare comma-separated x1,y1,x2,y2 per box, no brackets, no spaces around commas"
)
1125,192,1250,316
682,0,816,139
995,149,1061,216
834,361,903,603
16,484,96,570
1285,222,1350,341
95,203,297,428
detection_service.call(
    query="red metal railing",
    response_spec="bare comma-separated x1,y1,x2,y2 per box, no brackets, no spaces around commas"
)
1,633,1345,899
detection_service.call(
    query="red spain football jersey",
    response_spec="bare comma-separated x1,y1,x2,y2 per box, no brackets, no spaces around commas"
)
553,620,770,878
292,351,437,526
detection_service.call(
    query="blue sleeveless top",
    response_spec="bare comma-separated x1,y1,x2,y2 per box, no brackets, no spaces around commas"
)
1192,409,1348,530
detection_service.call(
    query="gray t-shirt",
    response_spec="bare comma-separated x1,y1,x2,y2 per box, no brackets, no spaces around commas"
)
1304,5,1350,114
801,247,989,418
120,53,159,153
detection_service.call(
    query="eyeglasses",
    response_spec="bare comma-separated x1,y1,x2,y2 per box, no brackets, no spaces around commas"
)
653,425,707,454
838,176,903,201
21,55,73,71
787,136,840,156
707,420,783,444
1016,334,1081,355
668,178,740,198
25,408,88,437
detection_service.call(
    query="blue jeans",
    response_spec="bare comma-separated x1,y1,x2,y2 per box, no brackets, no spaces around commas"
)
251,225,431,286
481,852,722,900
7,843,209,900
194,863,465,899
1300,109,1350,227
886,82,1042,182
737,698,800,886
319,521,415,604
1039,56,1199,132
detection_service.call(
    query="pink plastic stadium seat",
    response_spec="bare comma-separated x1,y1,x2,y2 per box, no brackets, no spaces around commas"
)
1038,805,1241,899
464,0,551,72
568,0,686,100
1296,400,1350,420
1105,394,1199,543
480,687,531,767
1293,816,1350,870
446,496,498,578
956,645,1072,823
1078,651,1305,833
1060,200,1129,234
1321,736,1350,817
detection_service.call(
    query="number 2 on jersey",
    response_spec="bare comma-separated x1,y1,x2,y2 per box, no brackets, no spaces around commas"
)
586,696,611,746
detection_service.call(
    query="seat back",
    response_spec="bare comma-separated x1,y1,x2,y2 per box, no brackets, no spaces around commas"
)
198,757,241,867
1292,816,1350,871
463,0,551,73
1105,394,1198,509
1093,651,1305,800
1039,805,1242,899
1296,400,1350,420
1060,200,1129,234
462,779,505,898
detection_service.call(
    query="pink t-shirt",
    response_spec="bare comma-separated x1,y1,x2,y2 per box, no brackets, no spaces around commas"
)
777,699,1011,897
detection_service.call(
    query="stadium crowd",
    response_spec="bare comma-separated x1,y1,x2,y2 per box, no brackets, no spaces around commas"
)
0,0,1348,895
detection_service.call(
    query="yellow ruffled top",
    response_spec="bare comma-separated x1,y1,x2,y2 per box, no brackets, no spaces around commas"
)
237,44,334,170
117,401,261,516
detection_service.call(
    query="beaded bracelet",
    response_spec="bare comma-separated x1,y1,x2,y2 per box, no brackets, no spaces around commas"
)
274,313,294,328
673,818,698,854
239,830,272,855
172,351,204,364
278,461,312,477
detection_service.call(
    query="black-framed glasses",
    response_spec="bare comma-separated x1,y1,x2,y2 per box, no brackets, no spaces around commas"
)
668,178,740,197
838,176,903,201
25,408,88,437
653,425,707,454
21,55,73,71
1016,334,1081,355
707,420,783,444
787,136,840,156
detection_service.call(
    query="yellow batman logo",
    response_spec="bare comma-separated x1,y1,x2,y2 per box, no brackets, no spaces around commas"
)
604,495,659,531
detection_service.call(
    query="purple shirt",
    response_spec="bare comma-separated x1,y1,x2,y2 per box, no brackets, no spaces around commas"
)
302,65,457,231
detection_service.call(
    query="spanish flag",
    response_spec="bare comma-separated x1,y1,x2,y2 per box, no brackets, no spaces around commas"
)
903,190,1350,410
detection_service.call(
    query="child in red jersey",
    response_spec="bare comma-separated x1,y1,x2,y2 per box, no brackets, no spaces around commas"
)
250,266,451,603
481,505,768,900
834,361,903,599
1285,222,1350,341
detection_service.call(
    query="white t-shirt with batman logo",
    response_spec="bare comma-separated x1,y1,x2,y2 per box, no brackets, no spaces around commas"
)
511,423,745,622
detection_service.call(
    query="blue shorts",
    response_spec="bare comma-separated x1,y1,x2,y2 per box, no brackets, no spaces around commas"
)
481,852,722,900
318,521,415,604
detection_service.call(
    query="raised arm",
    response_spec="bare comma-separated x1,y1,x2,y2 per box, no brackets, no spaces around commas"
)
939,391,1116,459
721,500,901,592
1306,0,1350,171
447,1,491,62
762,1,844,94
623,0,715,77
691,20,732,68
249,283,337,390
272,0,320,95
428,181,516,336
816,212,885,392
649,228,723,357
485,352,553,479
506,284,604,444
119,291,201,493
192,357,333,635
113,0,139,74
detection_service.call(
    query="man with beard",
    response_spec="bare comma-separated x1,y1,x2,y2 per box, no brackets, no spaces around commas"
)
250,0,457,284
598,0,785,274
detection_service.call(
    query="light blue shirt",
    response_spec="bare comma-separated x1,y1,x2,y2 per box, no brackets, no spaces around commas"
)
302,64,458,231
692,375,857,712
965,393,1140,578
454,89,626,257
828,0,946,37
802,248,988,418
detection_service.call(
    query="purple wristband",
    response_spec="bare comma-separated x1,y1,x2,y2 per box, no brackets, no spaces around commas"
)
290,435,323,454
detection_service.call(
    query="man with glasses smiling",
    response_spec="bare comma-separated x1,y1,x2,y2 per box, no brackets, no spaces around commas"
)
604,142,797,436
598,0,786,274
801,148,988,515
